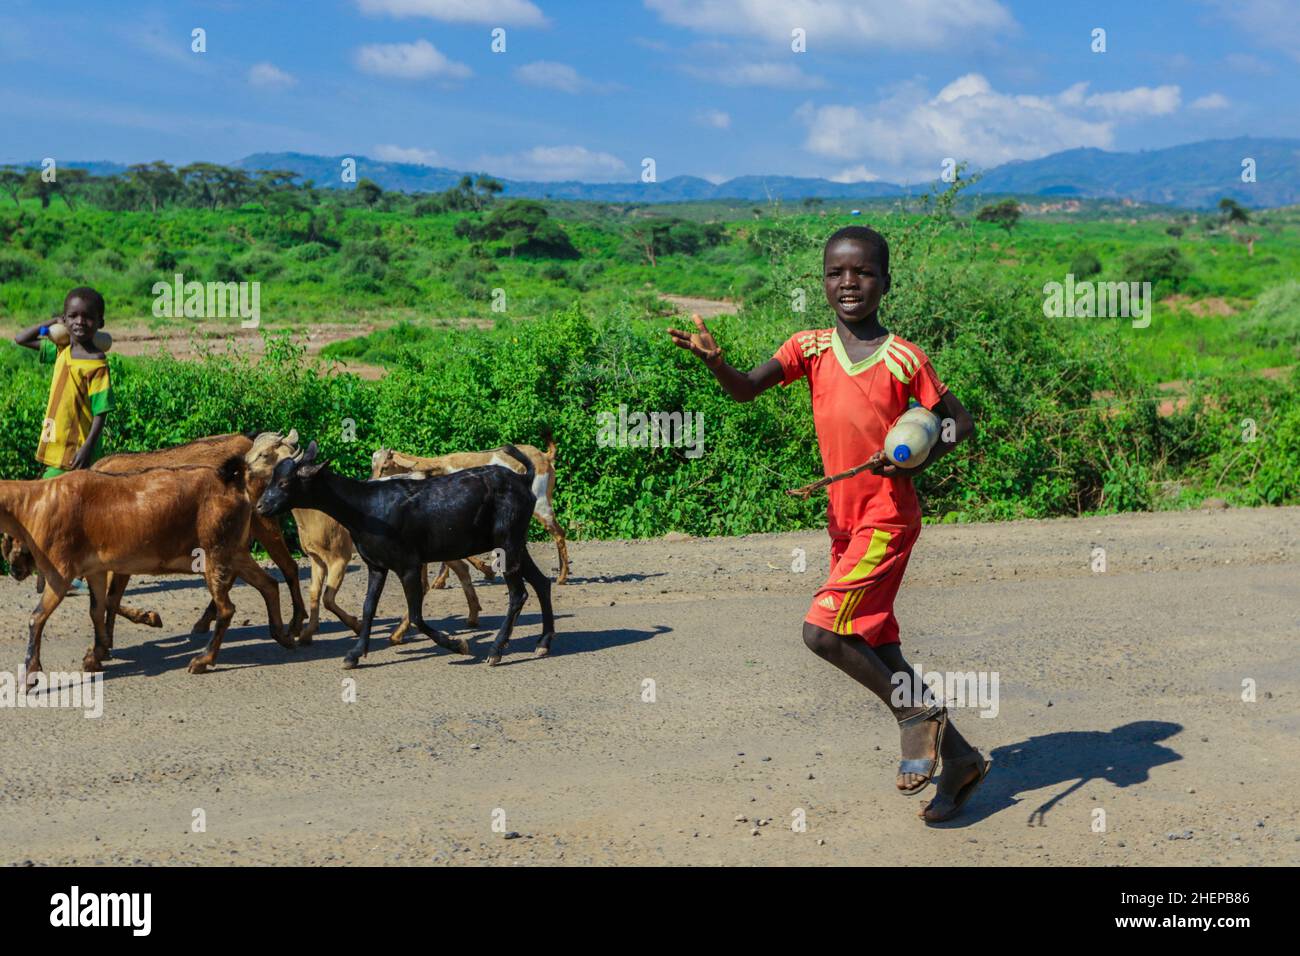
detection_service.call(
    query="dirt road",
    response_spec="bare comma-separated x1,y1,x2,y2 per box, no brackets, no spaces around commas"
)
1,506,1296,866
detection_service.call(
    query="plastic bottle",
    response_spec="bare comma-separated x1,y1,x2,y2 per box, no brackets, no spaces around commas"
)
884,404,939,468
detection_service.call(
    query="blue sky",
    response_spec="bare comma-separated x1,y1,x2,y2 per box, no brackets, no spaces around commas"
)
1,0,1296,183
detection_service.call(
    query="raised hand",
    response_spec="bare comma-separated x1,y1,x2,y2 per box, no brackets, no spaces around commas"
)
666,313,724,369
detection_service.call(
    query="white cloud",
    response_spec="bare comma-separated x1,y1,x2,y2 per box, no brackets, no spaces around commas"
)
797,74,1125,179
646,0,1015,50
355,0,546,26
1222,52,1274,74
513,61,615,93
1083,84,1180,116
1202,0,1300,63
684,60,824,89
248,62,297,88
830,165,880,183
478,145,627,181
374,144,441,165
695,109,731,129
354,39,472,80
1191,93,1230,110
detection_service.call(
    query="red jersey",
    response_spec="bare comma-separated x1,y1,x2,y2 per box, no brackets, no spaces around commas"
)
774,328,948,536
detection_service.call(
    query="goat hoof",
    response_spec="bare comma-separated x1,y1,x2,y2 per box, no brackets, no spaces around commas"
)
534,645,550,658
388,633,406,646
187,659,211,675
486,654,501,667
297,633,314,647
342,657,360,670
82,655,104,673
23,669,41,692
457,638,472,655
143,612,163,628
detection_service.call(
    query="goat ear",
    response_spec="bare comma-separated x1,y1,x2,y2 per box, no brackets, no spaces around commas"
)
299,460,326,479
302,440,318,463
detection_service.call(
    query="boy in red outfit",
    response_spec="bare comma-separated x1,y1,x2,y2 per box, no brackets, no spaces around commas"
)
668,226,989,823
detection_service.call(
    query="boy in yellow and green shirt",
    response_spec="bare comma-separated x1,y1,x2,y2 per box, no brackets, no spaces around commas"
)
14,287,114,477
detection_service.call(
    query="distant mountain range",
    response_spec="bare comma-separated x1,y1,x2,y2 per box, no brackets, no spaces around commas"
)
23,137,1300,209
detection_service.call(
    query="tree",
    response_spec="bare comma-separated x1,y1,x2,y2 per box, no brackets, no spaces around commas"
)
127,161,182,212
356,178,383,207
475,175,504,204
1218,197,1250,226
179,162,228,209
20,169,59,208
0,166,24,206
976,199,1021,233
476,199,577,258
216,167,253,208
53,168,89,210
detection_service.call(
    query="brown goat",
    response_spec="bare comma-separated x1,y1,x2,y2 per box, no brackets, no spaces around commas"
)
0,459,290,688
95,432,306,641
371,435,569,587
245,432,482,644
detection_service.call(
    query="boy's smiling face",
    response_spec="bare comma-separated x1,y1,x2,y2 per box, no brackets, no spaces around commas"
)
823,238,889,324
64,295,103,346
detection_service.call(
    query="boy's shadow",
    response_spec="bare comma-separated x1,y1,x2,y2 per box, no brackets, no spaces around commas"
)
951,721,1183,828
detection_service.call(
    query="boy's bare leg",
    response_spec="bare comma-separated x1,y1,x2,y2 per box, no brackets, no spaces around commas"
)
802,622,973,791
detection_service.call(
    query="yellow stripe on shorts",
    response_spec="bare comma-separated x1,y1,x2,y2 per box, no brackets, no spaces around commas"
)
836,529,893,584
834,588,866,634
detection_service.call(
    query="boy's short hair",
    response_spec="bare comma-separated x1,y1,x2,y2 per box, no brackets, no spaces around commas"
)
64,286,106,320
824,226,889,274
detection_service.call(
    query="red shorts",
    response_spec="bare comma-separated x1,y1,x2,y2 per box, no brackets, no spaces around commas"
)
804,523,921,646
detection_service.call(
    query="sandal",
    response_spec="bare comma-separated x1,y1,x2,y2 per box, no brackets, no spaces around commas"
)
919,749,991,824
896,704,947,795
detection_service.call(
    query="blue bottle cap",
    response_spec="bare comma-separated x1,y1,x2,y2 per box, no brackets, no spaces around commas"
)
894,445,911,462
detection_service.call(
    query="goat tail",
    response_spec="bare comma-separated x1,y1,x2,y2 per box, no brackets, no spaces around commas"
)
540,425,557,462
500,444,535,487
217,454,247,490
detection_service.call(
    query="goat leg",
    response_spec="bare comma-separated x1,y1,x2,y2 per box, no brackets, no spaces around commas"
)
82,572,112,672
446,559,481,626
486,569,529,667
519,549,557,657
399,567,471,656
188,568,237,674
253,517,306,639
390,562,428,645
24,578,66,691
233,552,294,649
344,566,387,669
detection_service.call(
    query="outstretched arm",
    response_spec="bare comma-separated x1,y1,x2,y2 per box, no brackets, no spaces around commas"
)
13,322,47,351
666,314,783,402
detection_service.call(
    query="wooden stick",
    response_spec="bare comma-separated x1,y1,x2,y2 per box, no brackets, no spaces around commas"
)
785,460,876,499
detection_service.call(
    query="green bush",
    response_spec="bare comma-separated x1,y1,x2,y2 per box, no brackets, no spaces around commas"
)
0,251,36,283
1120,245,1191,296
1069,250,1102,277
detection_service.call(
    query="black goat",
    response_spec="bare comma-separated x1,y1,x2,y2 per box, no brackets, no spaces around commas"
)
256,441,555,668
